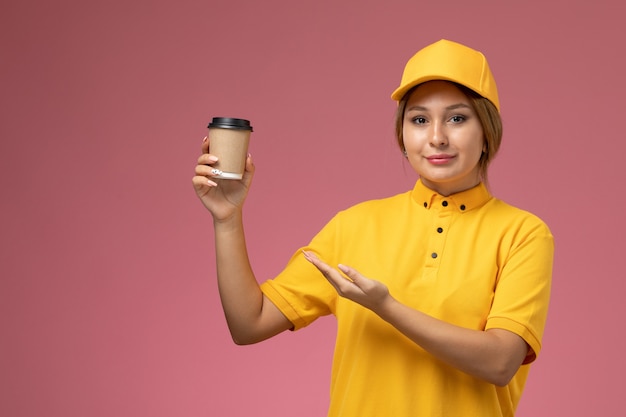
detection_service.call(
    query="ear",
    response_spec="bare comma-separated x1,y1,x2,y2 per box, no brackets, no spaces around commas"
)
400,141,408,157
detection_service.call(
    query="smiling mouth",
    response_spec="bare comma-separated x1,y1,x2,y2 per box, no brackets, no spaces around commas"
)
426,155,455,164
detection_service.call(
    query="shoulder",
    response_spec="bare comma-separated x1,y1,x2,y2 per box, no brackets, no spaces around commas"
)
487,197,553,239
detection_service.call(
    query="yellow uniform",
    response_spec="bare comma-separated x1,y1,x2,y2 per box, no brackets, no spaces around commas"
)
261,180,554,417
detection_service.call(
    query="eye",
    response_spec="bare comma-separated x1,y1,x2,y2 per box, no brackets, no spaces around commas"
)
412,116,427,124
449,115,466,123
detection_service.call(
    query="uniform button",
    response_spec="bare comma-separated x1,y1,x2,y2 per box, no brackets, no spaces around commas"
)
431,253,438,258
442,201,448,207
460,204,466,210
437,227,443,233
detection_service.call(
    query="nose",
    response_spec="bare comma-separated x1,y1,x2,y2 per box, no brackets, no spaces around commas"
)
430,120,448,147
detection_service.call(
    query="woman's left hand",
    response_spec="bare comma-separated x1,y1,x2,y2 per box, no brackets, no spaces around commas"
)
303,250,527,386
302,251,390,312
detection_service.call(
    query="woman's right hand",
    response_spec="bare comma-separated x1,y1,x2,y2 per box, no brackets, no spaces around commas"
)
192,136,255,222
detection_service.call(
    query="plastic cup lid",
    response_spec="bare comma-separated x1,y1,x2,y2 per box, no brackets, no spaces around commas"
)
208,117,253,131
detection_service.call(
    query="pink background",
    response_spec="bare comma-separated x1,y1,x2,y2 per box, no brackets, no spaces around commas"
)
1,0,624,416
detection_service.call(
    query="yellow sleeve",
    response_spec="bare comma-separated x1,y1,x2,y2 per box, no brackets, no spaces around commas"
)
486,219,554,363
260,214,340,330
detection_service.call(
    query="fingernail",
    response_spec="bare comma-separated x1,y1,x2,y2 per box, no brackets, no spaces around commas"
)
211,168,223,176
208,155,218,162
202,136,208,143
207,179,217,186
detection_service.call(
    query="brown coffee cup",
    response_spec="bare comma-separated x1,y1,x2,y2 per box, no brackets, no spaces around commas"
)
207,117,253,180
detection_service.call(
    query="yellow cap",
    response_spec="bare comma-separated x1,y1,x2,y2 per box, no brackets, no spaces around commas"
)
390,39,500,111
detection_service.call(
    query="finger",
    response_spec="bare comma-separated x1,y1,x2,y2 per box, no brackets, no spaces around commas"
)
338,265,374,297
303,251,353,284
192,175,218,188
197,153,219,165
302,250,328,270
201,136,210,153
195,164,223,178
302,251,334,278
243,153,255,173
302,250,325,270
338,264,359,283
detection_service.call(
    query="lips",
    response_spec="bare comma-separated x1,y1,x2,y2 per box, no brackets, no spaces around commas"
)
426,154,455,164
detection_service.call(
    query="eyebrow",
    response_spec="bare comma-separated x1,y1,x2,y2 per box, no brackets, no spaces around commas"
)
406,103,472,112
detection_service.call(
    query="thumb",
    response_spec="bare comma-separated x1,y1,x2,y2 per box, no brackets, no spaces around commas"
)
245,153,255,172
241,153,255,183
338,264,358,283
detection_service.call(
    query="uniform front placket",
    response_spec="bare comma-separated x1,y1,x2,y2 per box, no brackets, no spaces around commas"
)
421,198,453,280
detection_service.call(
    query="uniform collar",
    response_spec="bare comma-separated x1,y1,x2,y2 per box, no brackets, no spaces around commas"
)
411,179,492,212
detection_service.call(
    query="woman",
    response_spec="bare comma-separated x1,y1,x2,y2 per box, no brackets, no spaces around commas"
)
193,39,553,417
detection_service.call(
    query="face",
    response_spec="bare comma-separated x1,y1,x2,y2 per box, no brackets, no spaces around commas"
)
402,81,485,196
